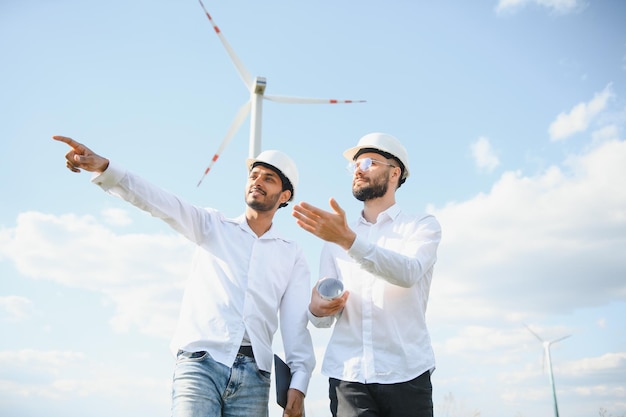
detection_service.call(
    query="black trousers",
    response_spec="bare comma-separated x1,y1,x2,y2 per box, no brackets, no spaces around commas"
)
329,371,433,417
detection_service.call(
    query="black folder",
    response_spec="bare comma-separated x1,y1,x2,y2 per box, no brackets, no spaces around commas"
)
274,354,292,408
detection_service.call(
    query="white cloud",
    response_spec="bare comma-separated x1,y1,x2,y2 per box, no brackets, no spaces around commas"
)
496,0,526,14
0,349,169,412
429,137,626,321
495,0,586,15
440,325,527,357
563,352,626,379
0,295,33,321
591,124,620,143
470,137,500,173
0,212,193,338
101,208,132,226
0,349,85,379
549,84,614,141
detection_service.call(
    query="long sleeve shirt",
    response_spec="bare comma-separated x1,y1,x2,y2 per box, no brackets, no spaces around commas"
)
309,204,441,384
92,163,315,394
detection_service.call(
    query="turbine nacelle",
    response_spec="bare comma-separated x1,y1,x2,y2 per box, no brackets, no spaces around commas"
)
253,77,267,95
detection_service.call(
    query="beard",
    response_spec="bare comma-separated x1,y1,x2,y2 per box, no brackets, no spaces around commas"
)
352,172,389,201
246,187,281,212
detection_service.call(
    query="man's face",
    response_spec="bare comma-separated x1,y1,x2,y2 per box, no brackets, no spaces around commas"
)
245,165,286,211
351,152,397,202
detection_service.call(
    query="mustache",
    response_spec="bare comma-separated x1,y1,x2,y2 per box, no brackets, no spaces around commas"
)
249,186,266,195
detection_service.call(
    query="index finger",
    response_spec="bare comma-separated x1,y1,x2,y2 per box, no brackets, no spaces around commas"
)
52,135,81,149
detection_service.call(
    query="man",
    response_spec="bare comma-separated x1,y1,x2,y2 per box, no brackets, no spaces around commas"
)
292,132,441,417
53,135,315,417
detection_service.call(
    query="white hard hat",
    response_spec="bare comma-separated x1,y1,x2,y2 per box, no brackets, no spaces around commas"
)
343,132,410,180
246,150,299,199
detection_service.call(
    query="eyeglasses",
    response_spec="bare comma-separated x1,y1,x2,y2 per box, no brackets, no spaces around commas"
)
347,157,398,173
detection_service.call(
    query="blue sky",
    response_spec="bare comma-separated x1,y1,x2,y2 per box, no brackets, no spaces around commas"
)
1,0,625,416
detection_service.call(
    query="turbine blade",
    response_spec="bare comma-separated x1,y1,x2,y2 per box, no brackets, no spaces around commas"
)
551,334,571,345
197,100,252,187
524,323,544,342
197,0,253,88
265,94,367,104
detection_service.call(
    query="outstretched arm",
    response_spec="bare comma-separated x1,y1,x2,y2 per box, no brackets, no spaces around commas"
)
52,135,109,174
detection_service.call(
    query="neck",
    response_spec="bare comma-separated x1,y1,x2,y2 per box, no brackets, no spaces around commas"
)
362,194,396,224
246,208,276,237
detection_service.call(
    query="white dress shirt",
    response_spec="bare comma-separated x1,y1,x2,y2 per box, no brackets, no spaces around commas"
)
309,204,441,384
92,162,315,394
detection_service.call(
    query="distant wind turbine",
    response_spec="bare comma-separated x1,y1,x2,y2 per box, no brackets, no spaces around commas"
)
525,324,571,417
196,0,366,186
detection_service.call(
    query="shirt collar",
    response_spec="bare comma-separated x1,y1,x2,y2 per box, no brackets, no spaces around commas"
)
234,213,280,239
358,203,401,225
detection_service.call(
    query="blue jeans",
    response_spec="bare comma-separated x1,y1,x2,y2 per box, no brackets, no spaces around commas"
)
171,350,271,417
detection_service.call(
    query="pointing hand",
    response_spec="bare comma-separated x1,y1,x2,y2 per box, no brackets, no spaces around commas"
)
52,135,109,173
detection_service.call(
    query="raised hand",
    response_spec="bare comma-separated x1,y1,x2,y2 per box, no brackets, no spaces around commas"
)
292,198,356,250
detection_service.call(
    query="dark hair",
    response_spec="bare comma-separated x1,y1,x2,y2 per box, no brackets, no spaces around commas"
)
354,148,406,187
251,162,294,208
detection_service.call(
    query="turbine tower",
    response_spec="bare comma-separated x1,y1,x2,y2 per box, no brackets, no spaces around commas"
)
525,324,570,417
196,0,366,186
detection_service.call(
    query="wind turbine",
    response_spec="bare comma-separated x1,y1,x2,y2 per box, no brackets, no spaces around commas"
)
195,0,366,186
525,324,571,417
